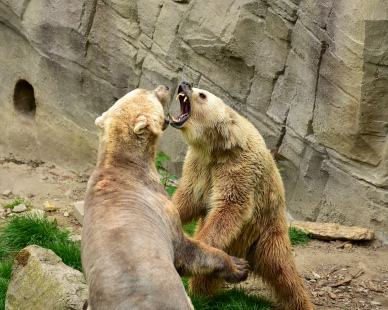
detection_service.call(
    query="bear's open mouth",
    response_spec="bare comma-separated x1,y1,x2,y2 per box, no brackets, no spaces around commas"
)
169,84,191,129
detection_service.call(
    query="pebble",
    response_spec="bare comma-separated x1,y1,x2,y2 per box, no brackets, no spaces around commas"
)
12,204,27,213
344,243,353,250
371,301,382,306
63,211,69,217
44,201,59,212
312,271,321,279
2,189,12,197
65,189,73,198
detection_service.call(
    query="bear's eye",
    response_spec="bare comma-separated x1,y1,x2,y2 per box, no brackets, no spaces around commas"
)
199,93,206,100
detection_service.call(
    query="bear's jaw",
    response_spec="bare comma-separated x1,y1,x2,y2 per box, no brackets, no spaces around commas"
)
169,85,191,129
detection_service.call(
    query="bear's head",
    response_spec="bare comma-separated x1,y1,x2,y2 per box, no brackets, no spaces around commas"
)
95,85,170,166
169,81,240,151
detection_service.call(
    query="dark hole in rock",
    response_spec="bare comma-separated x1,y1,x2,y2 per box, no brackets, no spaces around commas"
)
13,80,36,116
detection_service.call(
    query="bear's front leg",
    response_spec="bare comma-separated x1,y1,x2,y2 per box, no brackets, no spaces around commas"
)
174,236,249,283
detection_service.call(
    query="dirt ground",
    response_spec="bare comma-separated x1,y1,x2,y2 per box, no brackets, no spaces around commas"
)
1,156,387,310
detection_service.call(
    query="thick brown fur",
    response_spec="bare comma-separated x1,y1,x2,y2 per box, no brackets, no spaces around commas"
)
81,86,249,310
172,85,314,310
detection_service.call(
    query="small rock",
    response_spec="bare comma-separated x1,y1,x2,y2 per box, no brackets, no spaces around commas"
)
12,204,28,213
27,193,34,198
312,271,321,279
64,189,73,198
43,201,58,212
73,201,84,225
2,189,12,197
371,301,382,306
328,291,337,299
344,243,353,250
41,176,49,181
63,211,69,217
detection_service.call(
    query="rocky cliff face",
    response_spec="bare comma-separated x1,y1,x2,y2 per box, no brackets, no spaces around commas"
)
0,0,387,240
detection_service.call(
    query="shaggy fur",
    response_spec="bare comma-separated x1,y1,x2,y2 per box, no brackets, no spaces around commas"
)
81,86,249,310
172,83,314,310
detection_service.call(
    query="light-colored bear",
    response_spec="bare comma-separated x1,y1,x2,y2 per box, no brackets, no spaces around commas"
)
81,85,249,310
170,81,313,310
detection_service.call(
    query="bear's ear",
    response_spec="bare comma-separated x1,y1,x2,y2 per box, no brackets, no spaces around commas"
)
95,112,106,129
133,114,148,134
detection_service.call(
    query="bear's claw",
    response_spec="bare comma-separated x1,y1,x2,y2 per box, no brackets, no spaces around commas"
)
222,256,249,283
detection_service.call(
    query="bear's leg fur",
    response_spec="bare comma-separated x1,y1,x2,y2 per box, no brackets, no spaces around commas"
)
187,218,223,296
251,224,313,310
189,275,223,296
174,236,248,283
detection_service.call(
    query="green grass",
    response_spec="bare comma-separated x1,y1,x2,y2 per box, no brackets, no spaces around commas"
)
183,220,197,236
0,215,81,271
156,151,177,197
0,215,81,310
289,227,311,246
184,221,310,247
182,277,271,310
0,260,12,310
2,197,32,209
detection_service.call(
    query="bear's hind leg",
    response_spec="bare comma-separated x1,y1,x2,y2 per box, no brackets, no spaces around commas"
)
189,275,223,297
251,226,313,310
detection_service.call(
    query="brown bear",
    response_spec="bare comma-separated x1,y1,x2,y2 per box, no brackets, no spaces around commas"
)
81,85,249,310
169,81,314,310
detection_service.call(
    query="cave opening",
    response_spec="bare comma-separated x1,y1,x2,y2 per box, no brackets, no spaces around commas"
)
13,80,36,116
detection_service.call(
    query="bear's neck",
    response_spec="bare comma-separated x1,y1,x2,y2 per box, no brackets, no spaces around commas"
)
96,132,158,176
187,121,246,163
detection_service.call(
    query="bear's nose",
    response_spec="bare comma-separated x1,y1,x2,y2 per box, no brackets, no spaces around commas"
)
181,81,192,88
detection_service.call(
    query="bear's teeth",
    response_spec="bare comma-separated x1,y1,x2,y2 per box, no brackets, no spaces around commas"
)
184,96,188,103
176,93,185,101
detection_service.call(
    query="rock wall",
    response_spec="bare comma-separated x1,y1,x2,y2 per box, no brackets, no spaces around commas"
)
0,0,387,240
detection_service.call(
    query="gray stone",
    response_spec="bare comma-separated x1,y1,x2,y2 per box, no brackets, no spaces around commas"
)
2,189,12,197
73,201,84,225
137,0,163,38
5,245,88,310
12,204,27,213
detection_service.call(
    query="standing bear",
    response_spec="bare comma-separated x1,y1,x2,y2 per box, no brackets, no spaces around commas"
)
81,85,249,310
169,81,313,310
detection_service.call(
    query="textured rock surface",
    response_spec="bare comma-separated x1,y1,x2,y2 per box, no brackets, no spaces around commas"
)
0,0,388,241
5,245,87,310
290,221,374,241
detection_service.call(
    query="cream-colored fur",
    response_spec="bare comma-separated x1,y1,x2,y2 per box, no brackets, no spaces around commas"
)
173,85,314,310
81,86,249,310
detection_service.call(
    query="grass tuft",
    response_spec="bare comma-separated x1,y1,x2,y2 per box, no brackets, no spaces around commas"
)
0,260,12,310
183,220,197,236
2,198,32,209
0,215,81,270
289,227,311,246
182,278,271,310
156,151,177,197
0,215,81,310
